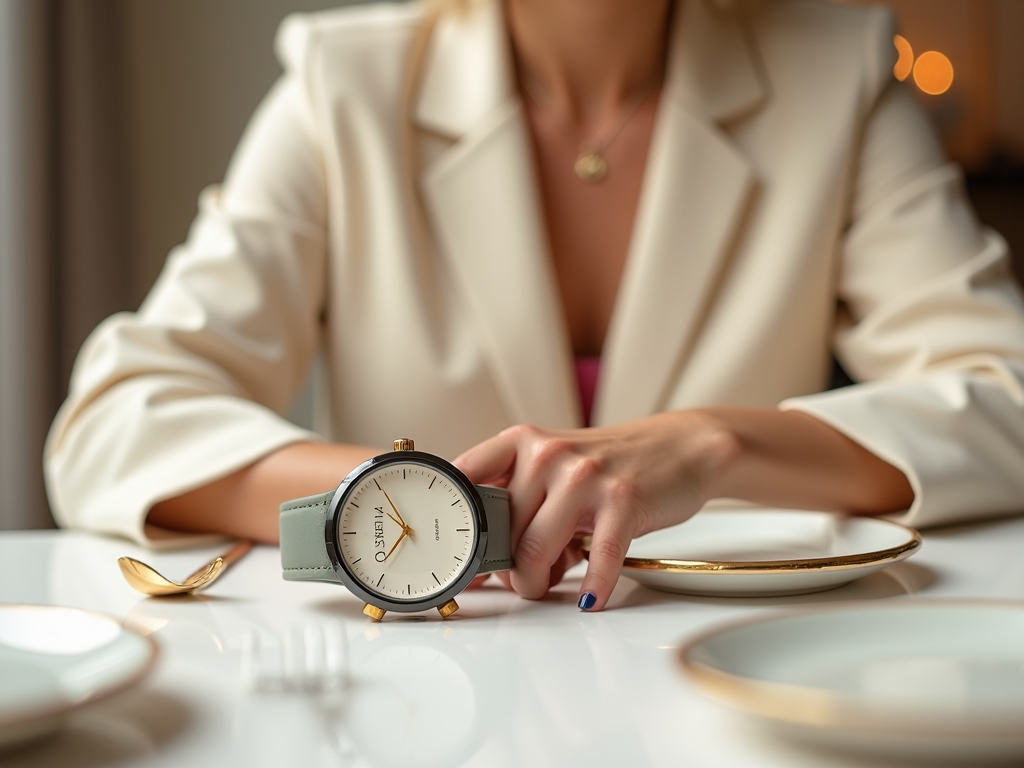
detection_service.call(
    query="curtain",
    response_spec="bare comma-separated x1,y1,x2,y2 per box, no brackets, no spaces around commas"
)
0,0,131,530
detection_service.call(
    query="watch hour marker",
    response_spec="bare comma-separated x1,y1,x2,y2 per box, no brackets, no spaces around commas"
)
343,531,357,535
376,574,384,587
451,500,460,506
374,479,382,491
351,558,361,565
432,572,441,585
408,584,411,595
456,528,469,532
350,502,359,508
428,477,436,490
454,556,463,562
403,469,406,479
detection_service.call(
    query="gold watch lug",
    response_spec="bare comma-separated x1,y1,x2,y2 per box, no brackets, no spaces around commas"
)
393,438,415,452
363,603,386,622
437,598,459,619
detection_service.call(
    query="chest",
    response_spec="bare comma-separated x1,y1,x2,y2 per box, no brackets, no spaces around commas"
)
525,95,661,357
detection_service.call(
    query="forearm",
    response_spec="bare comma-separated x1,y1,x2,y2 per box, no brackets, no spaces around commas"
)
147,442,377,543
146,407,912,547
702,407,914,515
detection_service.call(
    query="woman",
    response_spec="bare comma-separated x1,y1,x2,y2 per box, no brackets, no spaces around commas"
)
46,0,1024,611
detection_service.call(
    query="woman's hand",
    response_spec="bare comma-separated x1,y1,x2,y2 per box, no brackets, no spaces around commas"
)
454,408,914,612
454,410,740,612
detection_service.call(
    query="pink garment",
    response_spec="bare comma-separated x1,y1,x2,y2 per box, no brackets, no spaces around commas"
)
574,356,601,427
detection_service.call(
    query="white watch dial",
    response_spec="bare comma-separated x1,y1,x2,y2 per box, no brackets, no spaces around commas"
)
336,460,478,601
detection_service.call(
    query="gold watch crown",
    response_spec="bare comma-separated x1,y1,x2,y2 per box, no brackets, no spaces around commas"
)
393,438,415,451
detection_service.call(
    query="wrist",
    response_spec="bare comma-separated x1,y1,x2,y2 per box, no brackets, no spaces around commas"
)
667,408,745,506
695,407,793,504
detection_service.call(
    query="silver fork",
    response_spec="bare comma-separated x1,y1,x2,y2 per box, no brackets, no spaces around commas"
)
238,621,355,764
241,621,348,694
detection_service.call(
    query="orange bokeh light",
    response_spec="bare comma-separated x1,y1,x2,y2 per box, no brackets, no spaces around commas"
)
913,51,954,95
893,35,914,81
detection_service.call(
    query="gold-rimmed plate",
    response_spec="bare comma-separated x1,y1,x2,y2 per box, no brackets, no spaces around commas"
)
678,600,1024,761
0,605,158,751
607,508,920,597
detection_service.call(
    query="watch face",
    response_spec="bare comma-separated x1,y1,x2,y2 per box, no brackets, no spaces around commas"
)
331,454,481,606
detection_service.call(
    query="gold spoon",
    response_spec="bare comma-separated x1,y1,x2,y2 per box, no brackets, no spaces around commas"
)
118,540,253,596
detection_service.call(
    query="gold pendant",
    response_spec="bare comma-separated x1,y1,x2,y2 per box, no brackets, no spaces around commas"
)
574,151,607,182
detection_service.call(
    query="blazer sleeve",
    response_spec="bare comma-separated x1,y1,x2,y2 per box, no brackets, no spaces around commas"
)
44,16,329,546
781,10,1024,528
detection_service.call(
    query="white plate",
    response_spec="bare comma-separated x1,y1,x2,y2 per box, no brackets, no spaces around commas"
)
0,605,158,751
616,509,920,597
679,601,1024,761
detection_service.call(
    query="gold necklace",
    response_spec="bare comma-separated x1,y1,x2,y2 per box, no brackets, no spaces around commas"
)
520,74,660,183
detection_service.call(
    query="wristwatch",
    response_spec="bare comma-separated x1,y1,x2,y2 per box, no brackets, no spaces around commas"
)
279,438,513,621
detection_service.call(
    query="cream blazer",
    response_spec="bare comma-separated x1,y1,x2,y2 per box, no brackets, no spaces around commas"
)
46,0,1024,546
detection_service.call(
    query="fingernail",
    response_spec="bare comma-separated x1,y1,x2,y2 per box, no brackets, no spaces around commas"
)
577,592,597,611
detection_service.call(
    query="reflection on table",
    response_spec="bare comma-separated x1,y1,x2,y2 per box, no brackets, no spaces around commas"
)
1,514,1022,768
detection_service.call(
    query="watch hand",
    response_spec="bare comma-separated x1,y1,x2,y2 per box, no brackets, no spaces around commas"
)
383,527,409,561
379,487,409,529
386,511,412,536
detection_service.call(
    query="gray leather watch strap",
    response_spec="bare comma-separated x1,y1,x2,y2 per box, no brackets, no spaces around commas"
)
477,485,513,573
280,490,336,582
279,484,513,581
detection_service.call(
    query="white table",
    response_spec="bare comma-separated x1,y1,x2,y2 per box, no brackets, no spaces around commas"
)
2,517,1023,768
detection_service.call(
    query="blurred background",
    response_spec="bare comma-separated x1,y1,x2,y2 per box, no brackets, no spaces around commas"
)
1,0,1022,531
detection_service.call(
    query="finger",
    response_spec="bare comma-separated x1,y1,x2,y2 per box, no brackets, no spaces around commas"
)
510,491,590,600
566,535,587,566
465,574,491,590
453,429,520,485
495,571,513,591
547,546,574,589
465,426,552,554
502,428,582,550
577,510,633,612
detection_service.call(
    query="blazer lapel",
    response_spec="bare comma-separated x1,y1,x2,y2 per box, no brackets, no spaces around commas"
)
416,1,579,428
595,0,767,426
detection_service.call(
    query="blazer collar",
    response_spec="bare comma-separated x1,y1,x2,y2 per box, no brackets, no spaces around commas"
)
413,0,515,139
415,0,767,427
596,0,767,424
665,0,767,123
417,0,578,428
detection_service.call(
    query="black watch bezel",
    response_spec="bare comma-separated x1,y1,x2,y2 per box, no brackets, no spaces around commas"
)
323,450,489,613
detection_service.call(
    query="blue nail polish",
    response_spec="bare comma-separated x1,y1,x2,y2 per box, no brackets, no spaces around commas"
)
578,592,597,611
